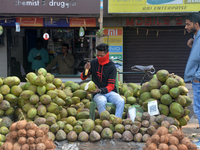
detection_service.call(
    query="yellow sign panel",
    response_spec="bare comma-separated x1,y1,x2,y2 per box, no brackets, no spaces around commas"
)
103,36,123,46
108,0,200,13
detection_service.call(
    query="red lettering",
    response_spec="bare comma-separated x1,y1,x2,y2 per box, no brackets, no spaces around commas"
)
145,18,152,25
176,17,183,25
164,17,170,25
157,17,162,25
126,18,134,26
135,18,143,26
153,18,155,25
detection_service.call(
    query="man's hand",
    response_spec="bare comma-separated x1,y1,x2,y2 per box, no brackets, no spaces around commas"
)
34,56,42,60
88,85,101,94
63,52,67,58
84,62,91,70
194,79,199,83
187,38,193,48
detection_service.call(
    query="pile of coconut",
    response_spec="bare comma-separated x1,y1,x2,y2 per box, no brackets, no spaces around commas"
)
0,120,55,150
143,126,197,150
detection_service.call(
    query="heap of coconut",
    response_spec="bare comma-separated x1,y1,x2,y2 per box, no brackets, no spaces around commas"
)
0,120,55,150
143,126,197,150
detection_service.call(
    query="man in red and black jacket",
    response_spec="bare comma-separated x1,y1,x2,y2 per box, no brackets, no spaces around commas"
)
81,43,125,118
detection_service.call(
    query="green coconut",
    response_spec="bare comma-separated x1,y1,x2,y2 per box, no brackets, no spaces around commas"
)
84,81,96,92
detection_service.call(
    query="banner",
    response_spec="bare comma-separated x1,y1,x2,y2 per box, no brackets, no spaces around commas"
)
108,0,200,13
43,18,69,27
69,18,96,27
16,17,43,27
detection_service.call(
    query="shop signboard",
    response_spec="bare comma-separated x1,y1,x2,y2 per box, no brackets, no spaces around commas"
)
109,46,123,53
16,17,43,27
123,16,184,26
0,0,99,14
103,36,123,46
108,0,200,13
69,18,96,27
104,27,123,81
43,18,69,27
0,18,16,26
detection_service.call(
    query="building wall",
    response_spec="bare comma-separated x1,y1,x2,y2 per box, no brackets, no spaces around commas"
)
0,29,7,77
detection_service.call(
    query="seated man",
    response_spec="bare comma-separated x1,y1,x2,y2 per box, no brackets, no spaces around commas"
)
46,43,75,74
81,43,125,118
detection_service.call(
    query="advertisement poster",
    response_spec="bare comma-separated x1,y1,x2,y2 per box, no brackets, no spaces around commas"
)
103,27,123,81
108,0,200,13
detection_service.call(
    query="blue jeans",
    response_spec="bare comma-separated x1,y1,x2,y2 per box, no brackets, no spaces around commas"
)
192,81,200,125
93,91,125,118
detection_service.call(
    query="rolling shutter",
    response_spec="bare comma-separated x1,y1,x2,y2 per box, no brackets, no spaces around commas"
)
123,27,191,83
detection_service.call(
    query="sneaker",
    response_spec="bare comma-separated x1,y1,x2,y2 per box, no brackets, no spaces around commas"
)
194,138,200,149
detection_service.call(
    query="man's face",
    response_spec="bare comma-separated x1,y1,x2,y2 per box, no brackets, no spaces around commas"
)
61,46,67,54
36,42,42,50
185,19,196,33
97,51,107,58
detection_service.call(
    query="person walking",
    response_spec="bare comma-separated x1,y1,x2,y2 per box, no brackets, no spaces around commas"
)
80,43,125,118
184,12,200,147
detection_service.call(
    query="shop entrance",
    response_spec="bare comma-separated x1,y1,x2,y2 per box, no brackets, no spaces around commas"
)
7,28,97,81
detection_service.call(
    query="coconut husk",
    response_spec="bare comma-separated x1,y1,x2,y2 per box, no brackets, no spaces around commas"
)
187,143,197,150
180,137,191,147
27,130,35,137
35,130,44,138
1,142,13,150
6,134,16,144
27,137,35,145
42,134,49,142
36,143,46,150
160,135,169,144
168,136,179,146
147,143,157,150
9,122,17,131
13,142,22,150
146,139,152,147
21,144,29,150
10,131,18,139
168,145,178,150
156,126,168,136
177,144,188,150
158,143,168,150
16,120,27,130
172,129,184,140
25,122,36,130
35,137,43,144
151,134,160,145
44,140,54,149
18,137,27,145
40,126,49,134
29,144,36,150
18,129,26,137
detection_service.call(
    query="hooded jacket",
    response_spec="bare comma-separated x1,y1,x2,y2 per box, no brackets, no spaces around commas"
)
184,30,200,82
81,58,117,94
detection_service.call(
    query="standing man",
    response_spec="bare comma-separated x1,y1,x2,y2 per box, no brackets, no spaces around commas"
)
81,43,125,118
28,38,49,71
184,13,200,142
46,43,75,74
10,57,26,82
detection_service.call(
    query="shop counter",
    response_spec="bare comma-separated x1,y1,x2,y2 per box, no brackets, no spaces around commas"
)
51,73,90,83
